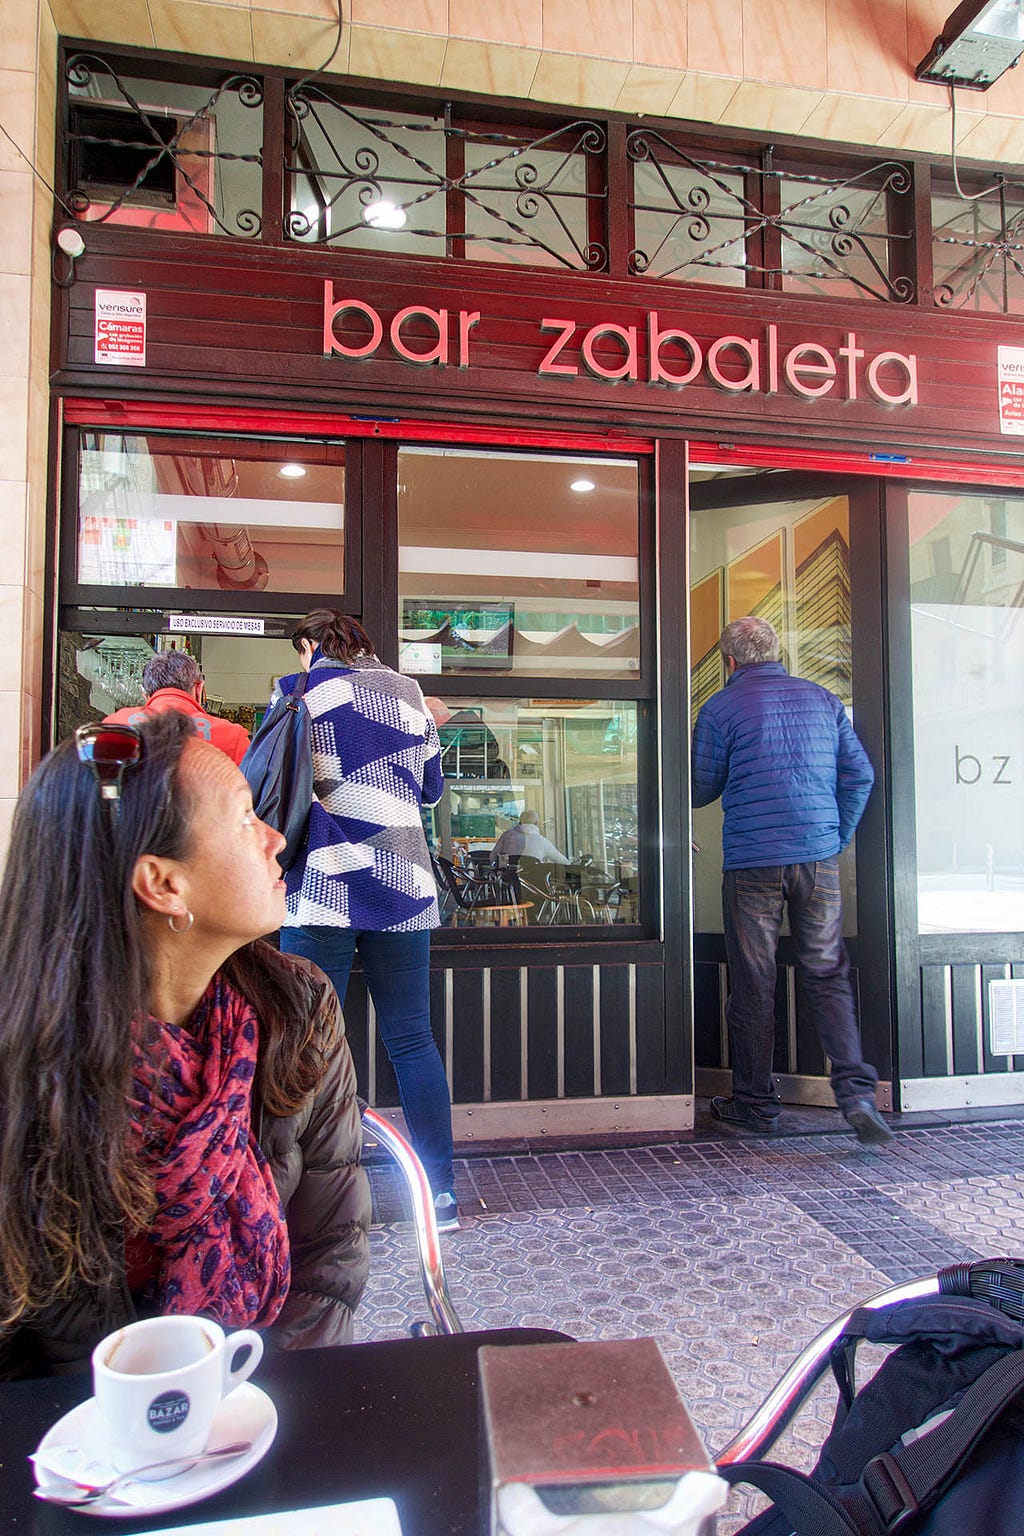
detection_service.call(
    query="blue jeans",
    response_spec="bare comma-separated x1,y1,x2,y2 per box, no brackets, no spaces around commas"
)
280,927,454,1194
722,859,878,1121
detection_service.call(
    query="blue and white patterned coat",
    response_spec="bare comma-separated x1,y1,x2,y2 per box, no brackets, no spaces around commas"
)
278,654,444,931
691,661,874,871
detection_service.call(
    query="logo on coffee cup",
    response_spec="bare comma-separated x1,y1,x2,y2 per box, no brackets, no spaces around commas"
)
147,1389,190,1433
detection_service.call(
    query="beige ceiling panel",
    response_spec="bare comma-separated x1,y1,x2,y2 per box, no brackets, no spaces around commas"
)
148,0,254,60
256,0,341,18
441,39,540,99
348,24,447,87
48,0,154,48
252,8,348,69
0,173,33,278
632,0,688,72
800,92,905,149
449,0,543,50
718,80,821,135
615,64,685,117
956,114,1024,164
667,72,740,126
880,101,983,156
542,0,633,62
529,51,630,111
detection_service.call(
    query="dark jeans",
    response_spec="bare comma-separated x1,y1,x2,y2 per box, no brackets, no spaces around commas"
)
280,926,454,1194
722,859,878,1121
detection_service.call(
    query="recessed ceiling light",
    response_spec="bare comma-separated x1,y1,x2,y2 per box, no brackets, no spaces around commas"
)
363,198,407,230
570,478,596,493
279,463,307,479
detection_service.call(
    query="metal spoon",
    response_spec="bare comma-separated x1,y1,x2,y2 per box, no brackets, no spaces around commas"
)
33,1439,252,1506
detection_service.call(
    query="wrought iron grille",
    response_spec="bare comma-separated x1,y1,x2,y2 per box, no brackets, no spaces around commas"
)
627,130,915,302
64,53,264,238
932,174,1024,313
285,87,607,271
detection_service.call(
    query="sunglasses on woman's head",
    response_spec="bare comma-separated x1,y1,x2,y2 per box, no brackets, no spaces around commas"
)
74,723,145,818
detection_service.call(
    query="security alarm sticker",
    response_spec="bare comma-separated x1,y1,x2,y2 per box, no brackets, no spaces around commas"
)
95,290,147,367
147,1390,191,1432
997,346,1024,435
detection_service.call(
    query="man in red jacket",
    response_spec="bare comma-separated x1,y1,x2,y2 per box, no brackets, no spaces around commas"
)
105,650,250,766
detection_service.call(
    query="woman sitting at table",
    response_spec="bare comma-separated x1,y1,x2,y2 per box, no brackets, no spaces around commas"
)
0,712,371,1381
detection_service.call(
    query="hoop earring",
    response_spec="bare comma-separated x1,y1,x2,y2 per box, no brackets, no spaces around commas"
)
167,909,194,934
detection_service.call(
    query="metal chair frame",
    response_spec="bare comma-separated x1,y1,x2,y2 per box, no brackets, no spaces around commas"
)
360,1105,464,1337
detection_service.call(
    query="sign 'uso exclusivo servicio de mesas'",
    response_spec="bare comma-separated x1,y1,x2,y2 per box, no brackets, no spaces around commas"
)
321,281,919,406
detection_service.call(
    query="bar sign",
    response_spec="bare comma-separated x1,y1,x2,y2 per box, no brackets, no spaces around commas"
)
95,289,147,367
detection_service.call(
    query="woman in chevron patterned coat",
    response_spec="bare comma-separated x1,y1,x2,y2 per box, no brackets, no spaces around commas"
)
277,610,459,1231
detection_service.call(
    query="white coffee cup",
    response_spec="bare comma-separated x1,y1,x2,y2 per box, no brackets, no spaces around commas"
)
92,1316,263,1477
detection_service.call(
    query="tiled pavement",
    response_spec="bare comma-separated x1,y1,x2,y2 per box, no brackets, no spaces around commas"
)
358,1103,1024,1532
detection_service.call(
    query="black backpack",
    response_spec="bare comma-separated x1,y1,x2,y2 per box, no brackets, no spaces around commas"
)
240,669,312,873
721,1262,1024,1535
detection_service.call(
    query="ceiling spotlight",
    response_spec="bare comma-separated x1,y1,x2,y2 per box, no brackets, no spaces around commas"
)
570,478,596,493
278,463,307,479
915,0,1024,89
363,198,407,230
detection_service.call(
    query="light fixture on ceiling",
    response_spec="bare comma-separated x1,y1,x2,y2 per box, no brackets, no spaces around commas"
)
278,462,307,479
915,0,1024,89
363,197,407,230
570,478,596,493
53,225,86,288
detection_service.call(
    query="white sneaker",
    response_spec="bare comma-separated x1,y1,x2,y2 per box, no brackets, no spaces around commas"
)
433,1191,460,1232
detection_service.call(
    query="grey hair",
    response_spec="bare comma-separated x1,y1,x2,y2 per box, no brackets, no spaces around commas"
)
519,809,540,826
719,616,780,666
142,650,203,696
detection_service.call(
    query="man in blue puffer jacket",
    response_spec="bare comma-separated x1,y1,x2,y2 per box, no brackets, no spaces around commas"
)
691,615,891,1145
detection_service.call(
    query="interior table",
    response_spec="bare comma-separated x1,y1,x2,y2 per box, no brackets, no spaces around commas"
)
0,1327,570,1535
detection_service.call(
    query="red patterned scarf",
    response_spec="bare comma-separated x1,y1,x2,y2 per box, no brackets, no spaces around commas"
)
128,974,291,1327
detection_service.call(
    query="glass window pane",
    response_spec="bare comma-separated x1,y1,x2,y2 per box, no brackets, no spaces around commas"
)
908,492,1024,933
398,449,640,680
689,476,858,936
631,156,747,286
75,434,346,596
287,101,447,254
931,186,1024,314
779,176,891,301
66,61,263,239
426,697,639,927
462,129,595,271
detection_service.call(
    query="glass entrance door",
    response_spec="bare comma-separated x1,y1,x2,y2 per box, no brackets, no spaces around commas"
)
688,467,892,1107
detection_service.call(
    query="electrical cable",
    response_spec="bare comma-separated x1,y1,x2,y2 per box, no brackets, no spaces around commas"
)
948,85,1002,201
290,0,345,100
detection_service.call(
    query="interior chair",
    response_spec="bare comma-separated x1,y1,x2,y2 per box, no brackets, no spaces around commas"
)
360,1103,463,1337
431,853,528,926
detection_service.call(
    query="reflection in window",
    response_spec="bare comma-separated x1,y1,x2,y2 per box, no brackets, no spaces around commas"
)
426,698,639,927
75,435,345,595
689,474,857,936
909,492,1024,933
398,448,640,680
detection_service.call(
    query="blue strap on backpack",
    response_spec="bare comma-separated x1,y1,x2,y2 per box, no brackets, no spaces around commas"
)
721,1275,1024,1535
239,668,312,873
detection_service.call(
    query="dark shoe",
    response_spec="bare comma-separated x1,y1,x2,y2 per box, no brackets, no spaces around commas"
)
710,1096,778,1135
844,1099,893,1147
433,1191,460,1232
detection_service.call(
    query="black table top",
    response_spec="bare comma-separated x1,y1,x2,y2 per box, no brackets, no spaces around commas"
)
0,1328,570,1536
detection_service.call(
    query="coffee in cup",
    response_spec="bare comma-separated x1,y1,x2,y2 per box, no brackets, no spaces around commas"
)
92,1315,263,1476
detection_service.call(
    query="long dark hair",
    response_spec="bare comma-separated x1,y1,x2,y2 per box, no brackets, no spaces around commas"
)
0,712,332,1325
292,608,374,665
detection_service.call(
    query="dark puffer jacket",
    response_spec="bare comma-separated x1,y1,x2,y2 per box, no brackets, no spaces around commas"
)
691,662,874,871
0,952,371,1380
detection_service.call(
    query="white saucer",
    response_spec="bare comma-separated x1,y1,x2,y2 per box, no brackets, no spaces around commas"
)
33,1381,277,1518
